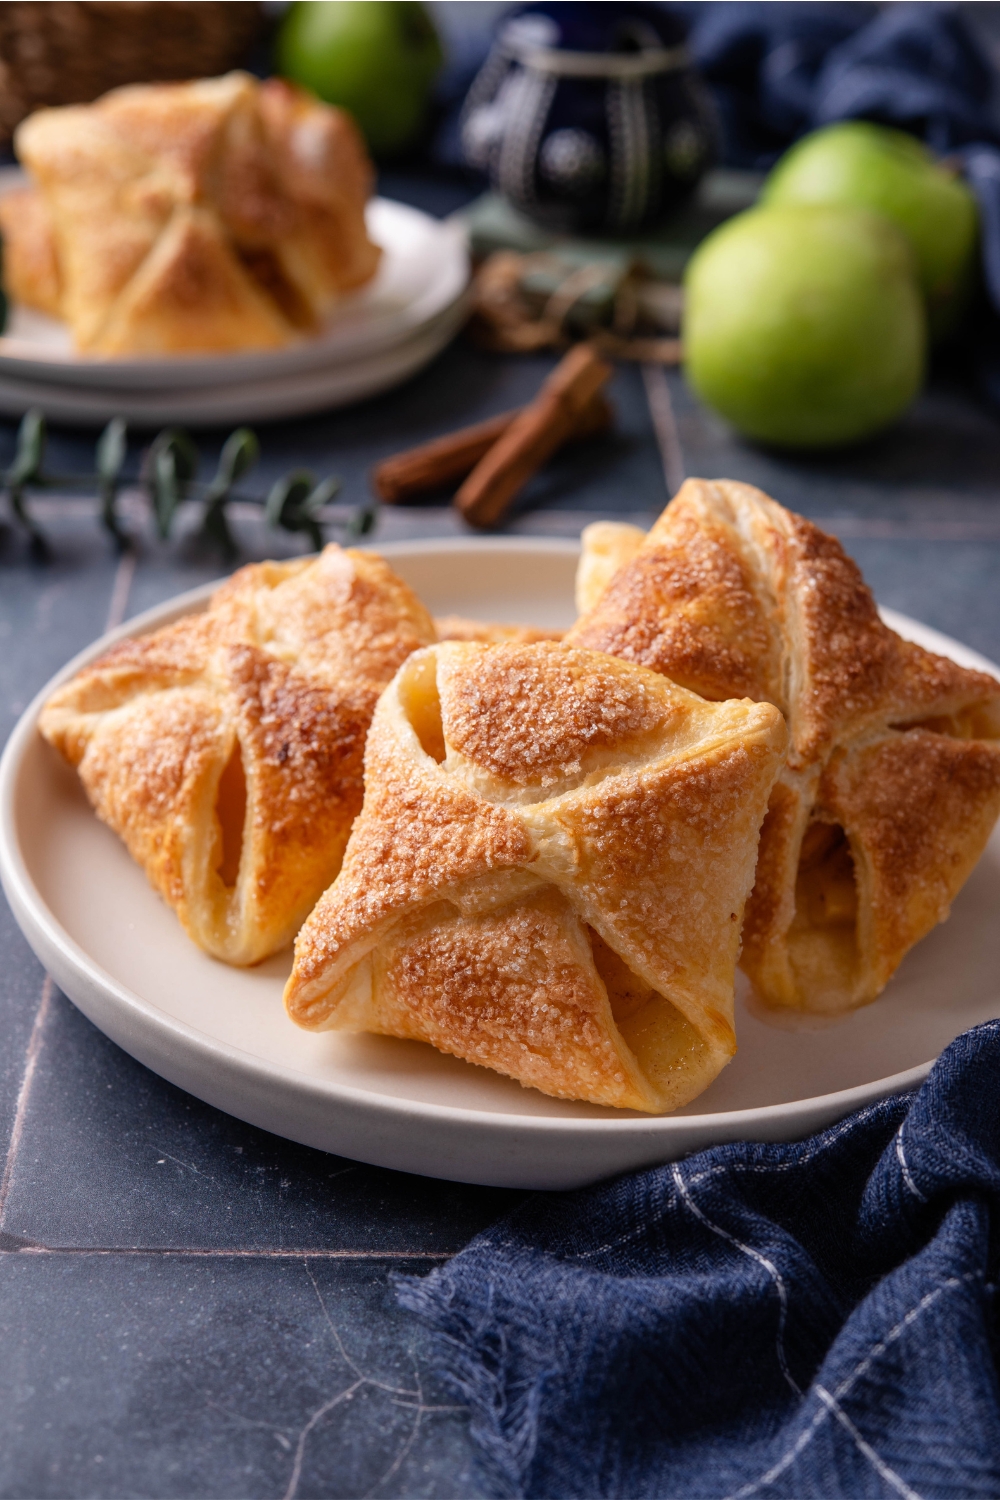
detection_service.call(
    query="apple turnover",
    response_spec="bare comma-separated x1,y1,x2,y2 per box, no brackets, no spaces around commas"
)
40,545,435,966
7,72,380,355
284,641,786,1112
569,479,1000,1014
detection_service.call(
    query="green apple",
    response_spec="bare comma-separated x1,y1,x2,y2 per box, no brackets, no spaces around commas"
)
762,121,978,341
683,204,926,449
276,1,443,158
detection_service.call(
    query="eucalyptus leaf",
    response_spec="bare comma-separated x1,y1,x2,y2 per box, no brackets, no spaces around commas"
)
148,428,199,539
299,515,325,553
347,501,378,539
215,427,260,488
201,500,235,556
306,475,341,511
265,469,313,528
96,417,127,485
96,417,128,545
9,408,45,488
265,468,329,551
200,427,260,554
5,408,47,552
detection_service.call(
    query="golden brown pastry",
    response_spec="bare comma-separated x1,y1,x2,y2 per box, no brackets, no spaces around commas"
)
40,546,435,965
574,521,646,615
9,72,380,355
284,641,787,1112
0,184,62,317
569,479,1000,1014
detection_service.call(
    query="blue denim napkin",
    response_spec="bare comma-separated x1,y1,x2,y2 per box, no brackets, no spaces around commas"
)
681,1,997,168
398,1021,1000,1499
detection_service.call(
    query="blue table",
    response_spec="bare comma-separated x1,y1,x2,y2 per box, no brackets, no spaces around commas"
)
2,194,1000,1497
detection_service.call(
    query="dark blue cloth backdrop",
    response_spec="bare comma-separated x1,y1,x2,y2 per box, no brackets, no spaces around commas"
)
680,2,998,167
398,1022,1000,1498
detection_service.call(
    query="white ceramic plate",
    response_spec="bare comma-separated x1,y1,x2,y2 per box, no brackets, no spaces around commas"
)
0,294,470,427
0,180,470,390
2,539,999,1189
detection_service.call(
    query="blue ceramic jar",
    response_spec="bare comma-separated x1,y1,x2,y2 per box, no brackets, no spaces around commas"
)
461,2,717,235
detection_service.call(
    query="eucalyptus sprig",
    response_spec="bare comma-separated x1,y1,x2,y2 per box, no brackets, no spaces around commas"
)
1,409,378,557
6,408,47,556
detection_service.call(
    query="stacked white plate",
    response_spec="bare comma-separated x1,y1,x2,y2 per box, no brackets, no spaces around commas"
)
0,179,470,427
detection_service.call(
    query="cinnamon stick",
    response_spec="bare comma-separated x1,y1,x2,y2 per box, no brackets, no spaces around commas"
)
371,390,613,504
455,343,613,530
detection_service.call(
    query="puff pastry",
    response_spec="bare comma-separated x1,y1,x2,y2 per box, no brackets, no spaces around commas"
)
0,184,63,318
575,521,646,616
40,545,435,965
569,479,1000,1013
9,72,380,355
284,641,787,1111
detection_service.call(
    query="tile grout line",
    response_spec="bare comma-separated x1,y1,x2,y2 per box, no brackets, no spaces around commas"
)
104,545,138,633
642,361,686,499
2,1246,452,1260
0,975,54,1229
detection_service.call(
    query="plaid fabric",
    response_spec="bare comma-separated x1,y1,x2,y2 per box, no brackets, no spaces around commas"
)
399,1022,1000,1499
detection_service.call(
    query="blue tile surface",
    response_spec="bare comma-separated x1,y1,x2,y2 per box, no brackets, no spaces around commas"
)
2,255,1000,1496
2,990,521,1254
0,1254,480,1500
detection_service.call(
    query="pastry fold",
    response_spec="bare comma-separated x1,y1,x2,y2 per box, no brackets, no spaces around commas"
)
575,521,646,615
569,479,1000,1013
9,72,380,355
285,641,787,1112
40,546,435,965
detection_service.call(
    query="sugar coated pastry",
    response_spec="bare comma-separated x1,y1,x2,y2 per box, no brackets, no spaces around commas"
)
284,641,787,1112
9,72,380,355
569,478,1000,1013
40,546,435,965
574,520,646,615
0,184,63,318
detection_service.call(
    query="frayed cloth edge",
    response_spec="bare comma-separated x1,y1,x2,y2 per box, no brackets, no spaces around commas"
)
395,1266,536,1500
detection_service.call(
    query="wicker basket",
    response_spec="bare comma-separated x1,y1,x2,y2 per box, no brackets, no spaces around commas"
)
0,1,265,140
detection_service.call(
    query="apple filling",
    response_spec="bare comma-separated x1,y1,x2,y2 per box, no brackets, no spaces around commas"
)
903,704,1000,741
214,739,247,889
787,821,860,1006
402,652,446,763
588,925,708,1092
